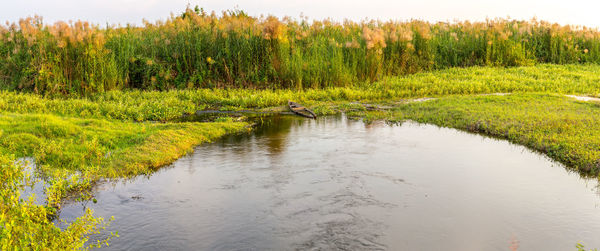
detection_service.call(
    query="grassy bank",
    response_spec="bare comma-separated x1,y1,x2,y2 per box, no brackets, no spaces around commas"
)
1,153,116,250
2,7,600,95
0,113,248,248
0,113,249,178
1,65,598,176
346,93,600,175
2,64,600,249
1,64,599,121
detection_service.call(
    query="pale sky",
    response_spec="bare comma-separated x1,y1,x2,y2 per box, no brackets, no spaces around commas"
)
3,0,600,28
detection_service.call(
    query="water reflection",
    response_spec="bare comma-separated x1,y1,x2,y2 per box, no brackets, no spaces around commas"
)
57,115,600,250
16,157,47,206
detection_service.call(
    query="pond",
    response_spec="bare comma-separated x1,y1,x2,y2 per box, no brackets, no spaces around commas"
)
58,114,600,250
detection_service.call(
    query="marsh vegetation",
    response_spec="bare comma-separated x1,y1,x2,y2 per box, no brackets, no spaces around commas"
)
2,7,600,95
1,7,600,250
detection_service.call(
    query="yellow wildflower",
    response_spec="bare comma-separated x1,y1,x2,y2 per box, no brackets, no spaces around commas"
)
206,57,215,65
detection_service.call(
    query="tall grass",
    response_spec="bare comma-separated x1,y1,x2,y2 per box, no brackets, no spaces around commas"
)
1,64,600,121
2,6,600,95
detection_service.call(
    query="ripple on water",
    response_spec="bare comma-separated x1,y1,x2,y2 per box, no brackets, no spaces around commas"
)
56,115,600,250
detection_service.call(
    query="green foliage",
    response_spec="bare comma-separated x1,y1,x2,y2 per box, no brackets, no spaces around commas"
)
0,154,114,250
1,64,599,121
3,64,600,177
2,8,600,95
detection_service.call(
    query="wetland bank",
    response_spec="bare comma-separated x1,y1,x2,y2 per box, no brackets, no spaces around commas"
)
4,71,600,251
2,6,600,250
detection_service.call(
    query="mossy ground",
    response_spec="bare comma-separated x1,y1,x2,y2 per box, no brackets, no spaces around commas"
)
0,113,249,178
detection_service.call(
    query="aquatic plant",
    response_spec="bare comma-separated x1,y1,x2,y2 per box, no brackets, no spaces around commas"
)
0,154,115,250
577,243,599,251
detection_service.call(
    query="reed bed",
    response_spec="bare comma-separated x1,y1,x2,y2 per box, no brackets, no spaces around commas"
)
2,7,600,95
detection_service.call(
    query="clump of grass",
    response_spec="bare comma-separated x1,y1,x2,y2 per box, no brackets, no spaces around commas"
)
2,7,600,95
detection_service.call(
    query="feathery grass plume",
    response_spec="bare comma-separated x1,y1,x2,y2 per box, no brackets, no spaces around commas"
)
2,6,600,95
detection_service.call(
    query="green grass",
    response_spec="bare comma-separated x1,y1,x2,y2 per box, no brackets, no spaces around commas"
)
0,113,249,178
1,64,599,177
1,64,599,122
1,152,116,250
376,64,600,96
0,104,249,249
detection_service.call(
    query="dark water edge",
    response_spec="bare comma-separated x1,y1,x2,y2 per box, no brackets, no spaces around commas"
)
57,114,600,250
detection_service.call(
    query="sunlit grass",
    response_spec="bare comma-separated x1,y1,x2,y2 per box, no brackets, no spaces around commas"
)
0,113,248,178
0,64,599,122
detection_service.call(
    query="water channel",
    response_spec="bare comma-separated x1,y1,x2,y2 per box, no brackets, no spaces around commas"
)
58,114,600,250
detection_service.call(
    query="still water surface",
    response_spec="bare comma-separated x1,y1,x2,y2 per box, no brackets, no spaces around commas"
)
59,115,600,250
